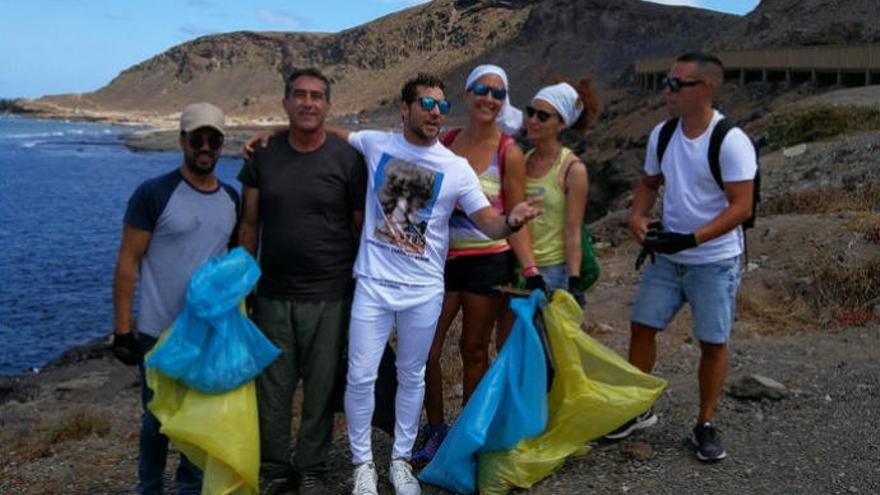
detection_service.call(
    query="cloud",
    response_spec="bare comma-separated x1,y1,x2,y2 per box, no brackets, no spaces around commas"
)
258,8,305,28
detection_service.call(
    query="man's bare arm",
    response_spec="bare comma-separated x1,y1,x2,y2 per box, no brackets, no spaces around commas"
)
694,180,754,244
628,174,663,243
238,186,260,254
112,225,151,335
469,197,543,240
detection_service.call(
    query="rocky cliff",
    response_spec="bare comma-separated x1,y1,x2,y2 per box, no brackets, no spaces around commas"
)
33,0,731,119
713,0,880,49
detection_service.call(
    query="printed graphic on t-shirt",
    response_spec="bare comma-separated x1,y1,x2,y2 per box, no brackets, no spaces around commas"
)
373,154,444,255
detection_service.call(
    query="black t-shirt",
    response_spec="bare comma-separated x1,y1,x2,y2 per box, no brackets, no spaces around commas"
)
238,132,366,300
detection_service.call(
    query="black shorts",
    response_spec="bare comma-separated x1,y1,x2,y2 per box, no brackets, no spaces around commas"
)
444,251,514,295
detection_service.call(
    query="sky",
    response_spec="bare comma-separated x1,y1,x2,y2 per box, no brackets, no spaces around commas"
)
0,0,759,99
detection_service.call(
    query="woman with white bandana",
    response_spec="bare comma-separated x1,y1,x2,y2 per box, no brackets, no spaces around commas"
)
522,78,600,297
413,64,539,467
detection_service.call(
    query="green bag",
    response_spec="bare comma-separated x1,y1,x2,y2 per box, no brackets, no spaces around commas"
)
574,225,600,292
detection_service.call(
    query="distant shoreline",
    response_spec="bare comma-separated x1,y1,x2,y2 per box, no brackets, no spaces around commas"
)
4,104,408,156
3,105,285,157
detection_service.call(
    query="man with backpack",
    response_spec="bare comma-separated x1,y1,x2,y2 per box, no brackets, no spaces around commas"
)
606,52,757,462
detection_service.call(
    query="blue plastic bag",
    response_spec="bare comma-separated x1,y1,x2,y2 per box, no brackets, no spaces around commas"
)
146,247,280,393
420,290,548,494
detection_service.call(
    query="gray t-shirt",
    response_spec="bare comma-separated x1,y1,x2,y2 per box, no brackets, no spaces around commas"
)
124,169,239,337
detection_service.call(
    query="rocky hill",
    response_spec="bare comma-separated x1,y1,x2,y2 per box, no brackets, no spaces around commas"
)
713,0,880,49
31,0,732,120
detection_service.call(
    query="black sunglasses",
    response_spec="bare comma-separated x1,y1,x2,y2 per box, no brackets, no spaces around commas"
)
525,106,556,123
415,96,451,115
663,77,704,93
469,82,507,101
187,131,224,151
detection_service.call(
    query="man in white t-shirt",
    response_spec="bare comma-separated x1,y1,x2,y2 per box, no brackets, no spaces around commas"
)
330,73,541,495
605,53,757,463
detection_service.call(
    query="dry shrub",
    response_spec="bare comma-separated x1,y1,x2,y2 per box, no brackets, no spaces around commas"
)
0,422,52,464
737,287,817,332
47,408,112,445
765,105,880,150
762,181,880,215
845,212,880,244
811,255,880,312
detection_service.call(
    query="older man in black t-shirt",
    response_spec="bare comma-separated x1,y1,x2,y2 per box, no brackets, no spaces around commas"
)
238,68,366,495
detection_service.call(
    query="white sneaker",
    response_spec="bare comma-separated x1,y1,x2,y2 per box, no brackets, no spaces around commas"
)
352,463,378,495
389,459,421,495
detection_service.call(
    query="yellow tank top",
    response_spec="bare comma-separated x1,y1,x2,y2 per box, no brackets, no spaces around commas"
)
524,147,571,266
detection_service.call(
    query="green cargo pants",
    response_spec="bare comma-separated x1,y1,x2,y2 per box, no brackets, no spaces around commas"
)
252,296,349,479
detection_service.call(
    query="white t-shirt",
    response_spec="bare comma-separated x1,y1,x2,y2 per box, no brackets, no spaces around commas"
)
644,110,757,264
348,130,490,296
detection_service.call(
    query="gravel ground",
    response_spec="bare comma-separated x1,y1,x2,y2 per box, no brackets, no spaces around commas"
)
4,322,875,494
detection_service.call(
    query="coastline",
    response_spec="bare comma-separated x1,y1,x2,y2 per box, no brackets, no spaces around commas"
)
5,99,287,158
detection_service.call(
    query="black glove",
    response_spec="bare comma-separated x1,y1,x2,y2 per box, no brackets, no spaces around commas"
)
525,274,548,295
635,222,664,270
568,276,586,307
111,332,142,366
645,230,698,255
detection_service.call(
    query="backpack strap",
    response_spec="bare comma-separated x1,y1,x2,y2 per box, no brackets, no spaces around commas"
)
707,117,736,190
496,133,514,181
656,117,679,171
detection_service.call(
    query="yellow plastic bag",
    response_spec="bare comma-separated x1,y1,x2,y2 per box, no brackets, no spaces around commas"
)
146,306,260,495
478,291,667,494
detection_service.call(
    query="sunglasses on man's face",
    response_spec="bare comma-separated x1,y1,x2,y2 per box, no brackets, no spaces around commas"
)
663,77,705,93
469,82,507,101
416,96,451,115
525,106,556,123
187,131,224,151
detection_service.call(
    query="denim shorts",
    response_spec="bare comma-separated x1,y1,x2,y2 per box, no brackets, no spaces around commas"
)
631,255,742,344
539,262,570,292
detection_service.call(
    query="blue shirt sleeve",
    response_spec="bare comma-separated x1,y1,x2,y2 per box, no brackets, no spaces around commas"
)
123,171,181,232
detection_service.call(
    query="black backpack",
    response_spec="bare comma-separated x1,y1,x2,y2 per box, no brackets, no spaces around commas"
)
656,117,761,230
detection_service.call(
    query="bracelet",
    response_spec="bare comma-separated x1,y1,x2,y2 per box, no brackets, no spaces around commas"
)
505,214,523,233
523,266,540,278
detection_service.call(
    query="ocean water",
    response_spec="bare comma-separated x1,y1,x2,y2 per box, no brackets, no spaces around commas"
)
0,115,242,375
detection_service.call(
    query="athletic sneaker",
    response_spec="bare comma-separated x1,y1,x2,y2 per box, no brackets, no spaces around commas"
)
692,421,727,462
299,472,327,495
352,463,379,495
389,459,422,495
604,409,658,441
410,423,449,467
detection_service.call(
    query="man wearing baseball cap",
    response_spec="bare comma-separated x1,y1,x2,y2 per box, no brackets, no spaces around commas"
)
111,102,240,494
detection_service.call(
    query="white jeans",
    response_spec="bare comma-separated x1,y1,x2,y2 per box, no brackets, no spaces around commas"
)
345,278,444,465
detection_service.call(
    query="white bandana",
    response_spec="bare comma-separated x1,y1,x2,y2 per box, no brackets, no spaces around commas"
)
465,64,523,135
533,82,583,127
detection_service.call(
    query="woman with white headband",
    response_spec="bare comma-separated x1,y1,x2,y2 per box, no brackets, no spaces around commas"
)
521,77,600,298
413,64,539,467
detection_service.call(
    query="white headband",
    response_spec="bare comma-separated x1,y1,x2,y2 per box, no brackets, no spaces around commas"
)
465,64,523,135
533,82,583,127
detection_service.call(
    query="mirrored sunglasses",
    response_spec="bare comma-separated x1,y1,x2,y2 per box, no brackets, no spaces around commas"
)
417,96,451,115
469,82,507,101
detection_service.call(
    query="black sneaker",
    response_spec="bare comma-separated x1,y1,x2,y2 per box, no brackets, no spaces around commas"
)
604,409,658,441
259,475,295,495
692,421,727,462
299,472,328,495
